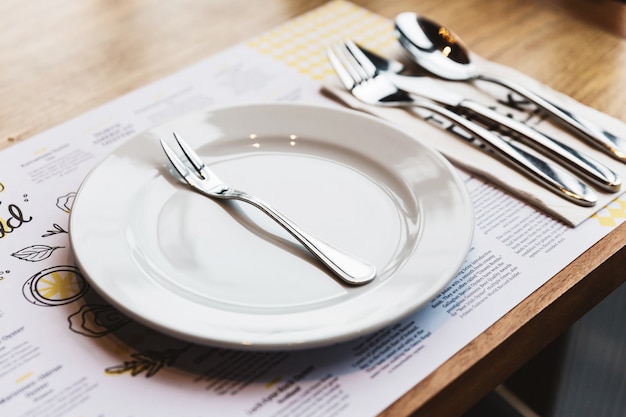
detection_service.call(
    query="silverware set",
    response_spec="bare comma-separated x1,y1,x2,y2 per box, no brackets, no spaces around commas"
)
326,13,626,207
395,13,626,163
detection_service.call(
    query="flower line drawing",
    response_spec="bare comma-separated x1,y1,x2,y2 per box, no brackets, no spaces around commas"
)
68,304,132,338
56,192,76,213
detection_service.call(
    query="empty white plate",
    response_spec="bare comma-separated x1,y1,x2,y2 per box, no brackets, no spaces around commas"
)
69,103,473,350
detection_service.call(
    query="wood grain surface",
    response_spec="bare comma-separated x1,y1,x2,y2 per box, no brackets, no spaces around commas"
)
2,0,625,415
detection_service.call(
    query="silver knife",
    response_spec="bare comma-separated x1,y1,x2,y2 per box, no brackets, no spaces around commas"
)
349,43,620,192
386,72,621,193
409,97,598,207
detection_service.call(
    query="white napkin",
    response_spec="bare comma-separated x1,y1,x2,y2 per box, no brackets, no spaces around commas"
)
322,54,626,227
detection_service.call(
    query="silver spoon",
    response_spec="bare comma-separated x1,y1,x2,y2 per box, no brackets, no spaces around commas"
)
394,12,626,163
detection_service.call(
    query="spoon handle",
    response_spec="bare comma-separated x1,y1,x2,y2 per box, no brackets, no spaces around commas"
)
478,73,626,162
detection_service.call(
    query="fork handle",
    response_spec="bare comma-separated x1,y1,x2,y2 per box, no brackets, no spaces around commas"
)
224,190,376,285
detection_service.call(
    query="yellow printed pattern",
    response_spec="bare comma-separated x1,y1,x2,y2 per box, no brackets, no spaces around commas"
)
247,0,396,81
23,266,87,306
15,372,33,383
35,271,82,301
591,197,626,227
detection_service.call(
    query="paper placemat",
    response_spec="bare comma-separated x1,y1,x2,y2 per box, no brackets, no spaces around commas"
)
2,2,626,417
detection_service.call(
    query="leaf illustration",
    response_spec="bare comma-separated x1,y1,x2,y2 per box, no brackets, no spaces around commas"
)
42,223,67,237
11,245,64,262
105,346,191,378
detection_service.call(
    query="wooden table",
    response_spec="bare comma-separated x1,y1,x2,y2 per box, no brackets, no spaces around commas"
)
2,0,625,415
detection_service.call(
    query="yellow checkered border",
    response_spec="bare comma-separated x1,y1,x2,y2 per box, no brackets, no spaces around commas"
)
247,0,396,81
592,195,626,227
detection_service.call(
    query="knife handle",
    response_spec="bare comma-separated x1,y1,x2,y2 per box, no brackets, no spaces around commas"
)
414,98,598,207
479,73,626,163
458,99,621,192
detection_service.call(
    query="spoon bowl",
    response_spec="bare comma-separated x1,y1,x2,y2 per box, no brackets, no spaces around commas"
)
395,12,474,80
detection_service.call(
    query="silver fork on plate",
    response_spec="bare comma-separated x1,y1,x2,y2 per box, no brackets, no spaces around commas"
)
326,42,597,207
159,132,377,286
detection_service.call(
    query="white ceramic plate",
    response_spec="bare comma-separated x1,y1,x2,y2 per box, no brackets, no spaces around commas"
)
70,103,473,350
